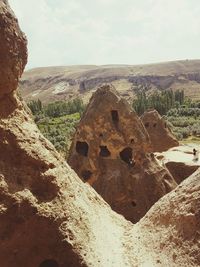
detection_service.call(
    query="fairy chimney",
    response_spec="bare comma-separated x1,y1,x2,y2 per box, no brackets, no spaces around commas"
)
141,109,179,152
68,85,177,223
1,2,200,267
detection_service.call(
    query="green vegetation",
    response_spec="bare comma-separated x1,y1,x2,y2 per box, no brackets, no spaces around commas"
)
167,111,200,140
28,98,85,157
37,113,80,157
28,99,42,114
133,89,200,142
28,90,200,158
28,98,85,118
132,89,184,115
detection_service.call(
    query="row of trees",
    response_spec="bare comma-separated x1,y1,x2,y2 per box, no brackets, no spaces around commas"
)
132,89,185,115
28,98,85,118
27,99,42,115
167,107,200,117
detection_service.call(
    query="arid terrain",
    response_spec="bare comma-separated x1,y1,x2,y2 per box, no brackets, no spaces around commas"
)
20,60,200,104
1,1,200,267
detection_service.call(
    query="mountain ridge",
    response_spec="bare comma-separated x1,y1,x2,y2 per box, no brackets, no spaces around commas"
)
20,59,200,104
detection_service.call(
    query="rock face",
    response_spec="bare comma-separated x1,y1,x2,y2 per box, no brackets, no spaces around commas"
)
0,0,27,99
68,85,177,223
156,145,200,184
0,2,133,266
1,1,200,267
166,161,199,184
136,169,200,267
141,109,179,152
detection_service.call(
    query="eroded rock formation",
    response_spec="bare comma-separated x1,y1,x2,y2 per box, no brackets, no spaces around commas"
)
166,161,199,184
68,85,177,223
141,109,179,152
1,1,200,267
0,2,133,266
156,145,200,184
0,0,27,99
135,169,200,266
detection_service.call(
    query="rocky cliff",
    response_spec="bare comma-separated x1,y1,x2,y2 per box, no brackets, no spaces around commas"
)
1,1,200,267
0,0,27,99
19,60,200,104
0,2,134,266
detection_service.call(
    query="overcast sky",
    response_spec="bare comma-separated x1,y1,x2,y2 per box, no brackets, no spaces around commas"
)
9,0,200,69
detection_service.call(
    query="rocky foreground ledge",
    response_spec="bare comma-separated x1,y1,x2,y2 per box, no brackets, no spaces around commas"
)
0,1,199,267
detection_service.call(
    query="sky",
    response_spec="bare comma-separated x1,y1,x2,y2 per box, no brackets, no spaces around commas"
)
9,0,200,69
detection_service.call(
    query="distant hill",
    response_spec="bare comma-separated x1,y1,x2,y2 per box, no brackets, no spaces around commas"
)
19,60,200,104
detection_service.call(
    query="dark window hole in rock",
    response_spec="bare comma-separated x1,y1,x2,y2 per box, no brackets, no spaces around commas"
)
164,122,167,128
130,138,135,144
153,123,157,128
150,152,154,158
145,122,149,128
131,200,137,207
120,147,134,166
39,259,59,267
99,146,111,157
99,133,103,137
111,110,119,123
76,141,89,157
81,170,92,181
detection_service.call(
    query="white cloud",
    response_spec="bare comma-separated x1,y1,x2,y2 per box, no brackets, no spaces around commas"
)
8,0,200,68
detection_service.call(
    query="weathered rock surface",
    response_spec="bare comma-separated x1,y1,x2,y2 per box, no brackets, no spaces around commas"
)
1,1,200,267
135,169,200,267
166,161,198,184
141,109,179,152
68,85,177,223
156,145,200,184
0,0,27,99
0,2,133,266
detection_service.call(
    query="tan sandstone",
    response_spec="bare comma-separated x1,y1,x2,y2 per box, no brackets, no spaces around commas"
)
0,1,200,267
141,109,179,152
68,85,177,223
156,145,200,184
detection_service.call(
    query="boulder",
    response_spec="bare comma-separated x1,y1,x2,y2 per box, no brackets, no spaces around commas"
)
141,109,179,152
68,85,177,223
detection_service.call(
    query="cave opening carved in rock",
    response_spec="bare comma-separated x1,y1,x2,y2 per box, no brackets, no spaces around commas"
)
111,110,119,124
120,147,134,165
144,122,149,128
76,141,89,157
131,200,137,207
99,146,111,157
39,259,59,267
81,170,92,181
